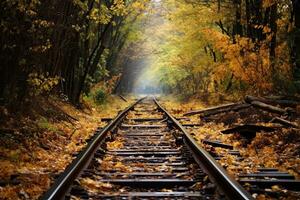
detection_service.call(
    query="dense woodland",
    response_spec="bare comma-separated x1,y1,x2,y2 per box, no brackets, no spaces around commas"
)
123,0,300,96
0,0,300,105
1,1,300,199
0,0,149,106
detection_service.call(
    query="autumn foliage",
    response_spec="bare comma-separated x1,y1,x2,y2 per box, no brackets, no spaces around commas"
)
120,0,299,97
0,0,149,106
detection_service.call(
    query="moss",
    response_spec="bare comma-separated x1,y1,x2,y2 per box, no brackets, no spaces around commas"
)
37,117,58,132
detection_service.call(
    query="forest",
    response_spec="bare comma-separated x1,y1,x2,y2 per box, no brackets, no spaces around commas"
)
0,0,300,199
1,0,300,105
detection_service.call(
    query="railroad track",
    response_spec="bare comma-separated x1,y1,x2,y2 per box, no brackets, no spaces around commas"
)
178,101,300,199
42,97,253,200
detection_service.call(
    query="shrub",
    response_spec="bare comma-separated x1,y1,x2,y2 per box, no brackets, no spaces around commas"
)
27,72,60,96
37,117,57,132
94,89,107,104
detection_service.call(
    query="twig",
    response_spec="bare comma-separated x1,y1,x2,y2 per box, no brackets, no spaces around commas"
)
119,95,128,102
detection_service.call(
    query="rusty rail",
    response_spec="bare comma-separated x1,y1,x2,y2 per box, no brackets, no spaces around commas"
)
42,96,254,200
42,97,145,200
154,97,253,200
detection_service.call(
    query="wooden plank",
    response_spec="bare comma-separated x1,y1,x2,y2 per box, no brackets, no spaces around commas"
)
123,133,165,136
250,100,288,115
257,168,278,172
238,173,295,179
145,162,186,166
245,95,300,107
239,179,300,190
202,140,233,150
184,103,251,117
0,180,20,187
202,104,251,117
107,151,182,156
95,192,203,197
101,167,189,172
123,141,176,145
119,156,184,161
182,124,202,127
183,102,242,116
119,95,128,102
176,117,192,120
126,118,165,121
121,124,167,128
100,117,113,122
228,150,240,156
87,172,190,177
221,124,279,134
96,179,196,187
119,145,173,149
270,117,299,128
108,149,180,152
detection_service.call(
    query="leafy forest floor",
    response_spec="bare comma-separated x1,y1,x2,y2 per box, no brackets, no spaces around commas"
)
161,95,300,199
0,94,300,199
0,95,133,199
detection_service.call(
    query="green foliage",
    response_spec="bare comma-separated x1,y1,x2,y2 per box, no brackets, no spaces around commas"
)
120,0,296,97
1,0,297,104
95,49,110,80
27,73,60,96
123,0,217,95
94,89,107,104
0,0,149,105
83,49,110,95
37,117,58,132
8,150,21,163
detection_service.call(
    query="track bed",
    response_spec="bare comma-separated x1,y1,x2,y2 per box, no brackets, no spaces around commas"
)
68,100,216,199
43,98,252,200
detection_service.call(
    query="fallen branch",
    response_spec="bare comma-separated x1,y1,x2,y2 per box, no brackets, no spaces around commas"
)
181,123,201,127
47,101,79,122
202,139,233,149
68,128,79,139
0,179,20,187
250,100,288,115
270,117,299,128
202,103,251,117
183,102,246,116
245,95,299,107
221,124,280,134
119,95,127,102
0,128,16,134
245,95,268,104
101,117,113,122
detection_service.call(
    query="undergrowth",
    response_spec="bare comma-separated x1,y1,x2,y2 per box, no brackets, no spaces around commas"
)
0,94,132,199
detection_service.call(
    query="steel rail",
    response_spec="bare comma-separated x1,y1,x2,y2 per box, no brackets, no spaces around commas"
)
42,97,145,200
153,97,254,200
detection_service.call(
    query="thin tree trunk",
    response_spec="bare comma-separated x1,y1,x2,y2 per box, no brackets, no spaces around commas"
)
293,0,300,85
269,3,277,73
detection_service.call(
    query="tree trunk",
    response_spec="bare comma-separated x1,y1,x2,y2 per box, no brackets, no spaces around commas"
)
293,0,300,88
269,3,277,73
233,0,243,42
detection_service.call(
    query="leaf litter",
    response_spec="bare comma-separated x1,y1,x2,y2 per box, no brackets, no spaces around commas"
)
161,97,300,199
0,96,133,199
